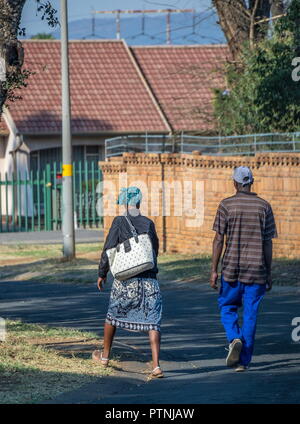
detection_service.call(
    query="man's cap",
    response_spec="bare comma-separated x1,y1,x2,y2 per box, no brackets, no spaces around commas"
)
232,166,254,186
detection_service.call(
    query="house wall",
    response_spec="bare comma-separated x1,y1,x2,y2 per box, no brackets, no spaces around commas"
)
0,135,7,160
0,136,6,175
21,134,107,172
0,124,33,217
24,134,106,157
100,152,300,259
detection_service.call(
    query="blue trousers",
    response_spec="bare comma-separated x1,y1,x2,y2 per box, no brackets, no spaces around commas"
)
218,276,266,366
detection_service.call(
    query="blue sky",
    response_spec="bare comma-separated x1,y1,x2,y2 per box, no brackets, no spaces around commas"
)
21,0,212,37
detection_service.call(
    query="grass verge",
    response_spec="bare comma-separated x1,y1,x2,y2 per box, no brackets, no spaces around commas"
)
0,320,113,404
0,243,101,283
0,244,299,286
159,254,300,286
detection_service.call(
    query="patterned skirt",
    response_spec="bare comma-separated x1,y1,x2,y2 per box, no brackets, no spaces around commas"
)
106,277,162,332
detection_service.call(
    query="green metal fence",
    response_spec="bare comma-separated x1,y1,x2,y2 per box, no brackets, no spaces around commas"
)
0,161,103,233
105,131,300,157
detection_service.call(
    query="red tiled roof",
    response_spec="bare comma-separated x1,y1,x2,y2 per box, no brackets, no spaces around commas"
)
132,45,230,132
4,41,229,136
7,40,168,135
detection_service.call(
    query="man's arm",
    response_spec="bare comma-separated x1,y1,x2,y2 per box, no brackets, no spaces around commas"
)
263,239,273,291
210,232,224,290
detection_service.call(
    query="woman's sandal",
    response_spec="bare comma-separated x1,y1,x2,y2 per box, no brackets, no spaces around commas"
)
150,366,164,379
92,350,109,368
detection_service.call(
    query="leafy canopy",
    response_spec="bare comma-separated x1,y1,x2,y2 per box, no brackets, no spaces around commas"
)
213,0,300,135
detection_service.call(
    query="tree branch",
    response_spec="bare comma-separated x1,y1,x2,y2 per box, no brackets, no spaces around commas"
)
250,0,260,48
255,12,287,25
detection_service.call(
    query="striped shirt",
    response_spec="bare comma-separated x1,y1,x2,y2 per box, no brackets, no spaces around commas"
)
213,191,278,285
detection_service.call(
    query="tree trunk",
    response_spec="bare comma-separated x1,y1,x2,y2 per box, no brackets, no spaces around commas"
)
213,0,286,59
0,0,26,116
213,0,251,59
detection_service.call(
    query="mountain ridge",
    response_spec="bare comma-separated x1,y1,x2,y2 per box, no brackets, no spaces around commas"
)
29,11,225,45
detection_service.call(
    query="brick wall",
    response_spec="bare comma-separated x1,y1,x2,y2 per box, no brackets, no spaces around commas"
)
99,152,300,258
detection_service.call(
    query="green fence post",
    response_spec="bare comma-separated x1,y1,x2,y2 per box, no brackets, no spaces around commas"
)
91,161,96,227
59,161,62,228
85,161,89,228
37,170,41,231
24,171,28,232
45,164,52,231
53,162,58,230
292,133,296,151
30,170,34,232
17,171,21,231
79,161,83,228
0,173,2,233
43,170,46,231
97,166,103,225
73,161,76,229
5,172,9,232
11,172,15,232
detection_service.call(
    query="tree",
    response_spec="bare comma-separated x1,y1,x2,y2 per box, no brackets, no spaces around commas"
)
31,32,56,39
0,0,58,116
213,0,287,59
213,0,300,135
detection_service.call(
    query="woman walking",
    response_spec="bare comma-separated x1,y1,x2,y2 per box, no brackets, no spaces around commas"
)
93,186,163,378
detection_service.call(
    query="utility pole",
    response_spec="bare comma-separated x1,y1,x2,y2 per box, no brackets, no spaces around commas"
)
116,10,121,40
166,10,171,45
92,10,95,37
60,0,75,259
93,9,194,44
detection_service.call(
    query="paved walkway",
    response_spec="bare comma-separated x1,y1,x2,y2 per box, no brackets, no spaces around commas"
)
1,278,300,404
0,229,103,244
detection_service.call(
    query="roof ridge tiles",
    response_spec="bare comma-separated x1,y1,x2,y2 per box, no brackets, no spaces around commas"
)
124,40,172,133
22,39,125,43
132,44,227,49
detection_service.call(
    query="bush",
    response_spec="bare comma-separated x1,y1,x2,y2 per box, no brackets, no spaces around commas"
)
213,0,300,136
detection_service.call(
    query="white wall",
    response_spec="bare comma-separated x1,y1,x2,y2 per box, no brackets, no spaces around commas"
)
0,109,33,217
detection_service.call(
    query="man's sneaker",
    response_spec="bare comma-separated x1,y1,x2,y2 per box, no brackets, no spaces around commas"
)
235,364,248,372
226,338,243,367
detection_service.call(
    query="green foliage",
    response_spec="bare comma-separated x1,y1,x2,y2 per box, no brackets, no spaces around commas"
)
2,68,35,104
30,32,55,40
213,0,300,135
35,0,59,29
7,1,59,107
18,1,59,37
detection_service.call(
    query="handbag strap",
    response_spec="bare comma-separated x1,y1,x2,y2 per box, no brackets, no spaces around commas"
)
123,214,138,239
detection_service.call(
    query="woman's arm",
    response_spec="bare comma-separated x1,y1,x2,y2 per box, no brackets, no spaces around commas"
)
98,217,120,279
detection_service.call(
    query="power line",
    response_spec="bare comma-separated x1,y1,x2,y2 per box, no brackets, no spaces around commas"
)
145,8,215,40
92,8,195,44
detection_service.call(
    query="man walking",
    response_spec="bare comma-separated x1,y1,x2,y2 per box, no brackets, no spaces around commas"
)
210,166,277,372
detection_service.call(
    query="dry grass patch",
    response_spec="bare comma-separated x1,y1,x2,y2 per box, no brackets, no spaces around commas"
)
0,244,299,286
0,244,101,283
0,320,114,404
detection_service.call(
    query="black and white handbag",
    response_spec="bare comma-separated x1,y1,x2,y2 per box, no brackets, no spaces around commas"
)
106,215,155,281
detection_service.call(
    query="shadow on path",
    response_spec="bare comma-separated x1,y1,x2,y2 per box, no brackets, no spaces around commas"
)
1,279,300,403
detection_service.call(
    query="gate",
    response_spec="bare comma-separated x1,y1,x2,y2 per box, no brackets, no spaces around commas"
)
0,161,103,232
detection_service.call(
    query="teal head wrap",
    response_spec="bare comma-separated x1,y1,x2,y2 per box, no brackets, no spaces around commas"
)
117,186,142,206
